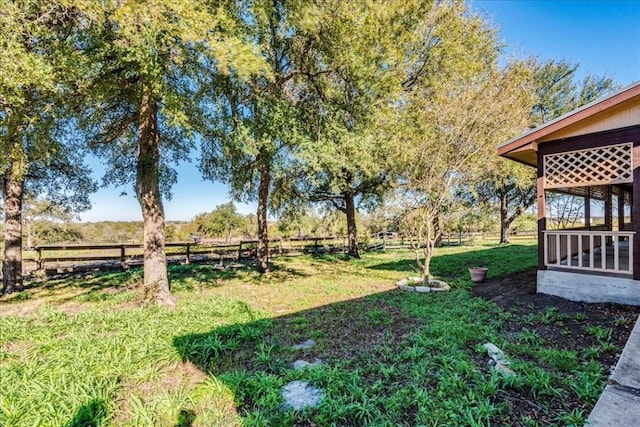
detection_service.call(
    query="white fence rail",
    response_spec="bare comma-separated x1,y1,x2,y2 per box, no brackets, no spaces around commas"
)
543,230,634,275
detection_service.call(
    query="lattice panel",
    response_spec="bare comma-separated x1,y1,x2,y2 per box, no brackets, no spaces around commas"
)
544,143,633,189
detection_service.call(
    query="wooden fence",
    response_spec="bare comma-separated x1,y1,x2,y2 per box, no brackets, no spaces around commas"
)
5,230,536,276
21,236,352,275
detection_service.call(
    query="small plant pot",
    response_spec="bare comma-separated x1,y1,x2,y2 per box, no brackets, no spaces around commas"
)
469,267,488,283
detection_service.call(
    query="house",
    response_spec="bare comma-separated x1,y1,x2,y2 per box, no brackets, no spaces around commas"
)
498,82,640,305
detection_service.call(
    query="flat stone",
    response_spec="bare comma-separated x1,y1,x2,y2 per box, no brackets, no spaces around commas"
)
281,380,324,410
293,358,323,370
495,362,516,377
396,278,408,287
293,339,315,350
398,277,451,293
483,343,508,364
428,279,451,291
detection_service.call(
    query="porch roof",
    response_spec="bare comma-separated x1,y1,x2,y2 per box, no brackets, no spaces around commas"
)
498,81,640,167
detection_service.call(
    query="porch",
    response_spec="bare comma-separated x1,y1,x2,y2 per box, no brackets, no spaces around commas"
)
538,228,640,304
535,139,639,304
498,82,640,305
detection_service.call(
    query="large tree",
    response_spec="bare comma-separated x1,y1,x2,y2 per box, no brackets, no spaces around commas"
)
0,2,95,294
74,1,265,305
289,0,430,258
199,0,330,272
397,1,532,280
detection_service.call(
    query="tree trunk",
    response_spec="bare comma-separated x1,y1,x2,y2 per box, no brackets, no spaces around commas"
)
499,190,510,244
433,213,442,247
136,91,175,308
257,159,270,273
422,211,435,282
2,162,25,295
344,191,360,258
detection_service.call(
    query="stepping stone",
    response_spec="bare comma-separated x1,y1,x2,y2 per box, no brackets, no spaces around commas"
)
293,339,315,350
293,358,323,370
281,380,324,410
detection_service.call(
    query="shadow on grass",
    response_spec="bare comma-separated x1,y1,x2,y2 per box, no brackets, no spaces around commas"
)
1,260,311,306
366,244,538,281
64,399,195,427
64,399,107,427
175,409,196,427
173,288,431,424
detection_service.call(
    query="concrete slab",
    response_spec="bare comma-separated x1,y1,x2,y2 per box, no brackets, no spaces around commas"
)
609,316,640,390
537,270,640,305
587,315,640,426
587,385,640,426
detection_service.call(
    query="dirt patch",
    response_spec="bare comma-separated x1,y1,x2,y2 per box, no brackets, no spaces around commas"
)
472,269,640,425
472,269,640,359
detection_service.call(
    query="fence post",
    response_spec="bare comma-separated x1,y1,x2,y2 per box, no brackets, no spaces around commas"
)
185,244,190,265
37,247,44,270
238,242,242,261
120,245,127,270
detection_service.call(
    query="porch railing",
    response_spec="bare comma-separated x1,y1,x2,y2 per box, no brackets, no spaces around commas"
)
543,230,635,275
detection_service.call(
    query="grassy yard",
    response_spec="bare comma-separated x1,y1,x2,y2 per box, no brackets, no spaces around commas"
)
0,240,628,426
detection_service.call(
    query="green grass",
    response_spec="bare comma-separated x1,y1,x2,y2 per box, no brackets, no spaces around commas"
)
0,240,609,426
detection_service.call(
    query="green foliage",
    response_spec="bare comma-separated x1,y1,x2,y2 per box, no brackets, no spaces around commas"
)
287,1,433,254
530,59,619,126
0,2,97,211
72,0,263,197
471,58,618,243
396,1,533,277
276,208,357,238
192,202,249,241
31,221,84,245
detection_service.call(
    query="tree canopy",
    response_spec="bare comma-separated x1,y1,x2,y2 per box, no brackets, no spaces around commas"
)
68,0,268,305
0,0,622,301
0,1,96,294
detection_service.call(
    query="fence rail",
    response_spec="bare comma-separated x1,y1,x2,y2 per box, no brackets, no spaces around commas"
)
543,230,635,275
2,230,535,276
21,237,354,274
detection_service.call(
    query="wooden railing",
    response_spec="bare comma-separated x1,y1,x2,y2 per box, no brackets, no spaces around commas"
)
543,230,634,275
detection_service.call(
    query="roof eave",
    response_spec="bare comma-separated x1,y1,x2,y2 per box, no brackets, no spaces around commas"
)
498,80,640,158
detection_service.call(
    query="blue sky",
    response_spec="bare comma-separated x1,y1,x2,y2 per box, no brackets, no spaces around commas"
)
78,0,640,223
